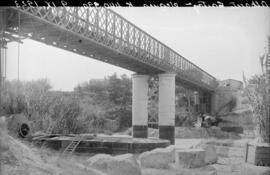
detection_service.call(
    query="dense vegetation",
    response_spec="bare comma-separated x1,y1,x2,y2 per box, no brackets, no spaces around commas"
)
0,72,200,135
0,74,133,134
243,73,270,143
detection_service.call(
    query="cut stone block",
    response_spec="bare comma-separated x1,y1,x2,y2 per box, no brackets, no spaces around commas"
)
179,165,217,175
168,164,217,175
175,148,206,168
139,145,175,169
195,143,218,164
142,168,178,175
240,163,270,175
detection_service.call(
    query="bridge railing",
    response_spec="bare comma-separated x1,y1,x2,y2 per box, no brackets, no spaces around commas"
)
16,6,217,90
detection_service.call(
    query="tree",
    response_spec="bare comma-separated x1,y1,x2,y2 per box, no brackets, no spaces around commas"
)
243,51,270,143
248,75,264,85
74,73,133,130
106,73,132,129
107,73,132,106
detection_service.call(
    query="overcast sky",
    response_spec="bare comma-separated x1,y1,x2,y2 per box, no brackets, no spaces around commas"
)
6,7,270,91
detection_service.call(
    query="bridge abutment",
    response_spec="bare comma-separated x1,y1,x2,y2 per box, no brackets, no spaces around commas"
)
158,73,176,144
132,74,149,138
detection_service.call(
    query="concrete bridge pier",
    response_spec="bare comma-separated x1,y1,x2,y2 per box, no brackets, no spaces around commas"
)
158,73,176,144
210,92,219,115
197,91,204,113
193,91,199,112
132,74,149,138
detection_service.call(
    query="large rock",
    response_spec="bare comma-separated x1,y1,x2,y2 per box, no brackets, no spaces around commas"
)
0,117,9,153
195,143,218,164
175,148,206,168
88,153,141,175
240,163,270,175
139,145,175,169
142,168,178,175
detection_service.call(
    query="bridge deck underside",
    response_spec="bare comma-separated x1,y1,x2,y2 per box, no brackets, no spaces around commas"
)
7,10,163,75
3,7,217,92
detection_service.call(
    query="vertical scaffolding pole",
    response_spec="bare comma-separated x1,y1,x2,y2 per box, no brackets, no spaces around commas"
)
0,8,6,175
266,36,270,143
0,41,6,116
0,10,4,113
0,45,2,108
0,8,7,115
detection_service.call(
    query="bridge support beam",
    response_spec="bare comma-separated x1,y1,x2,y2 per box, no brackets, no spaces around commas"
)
158,73,176,144
132,74,149,138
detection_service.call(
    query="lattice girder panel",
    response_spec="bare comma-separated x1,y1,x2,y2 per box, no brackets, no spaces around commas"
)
106,12,114,36
8,6,217,91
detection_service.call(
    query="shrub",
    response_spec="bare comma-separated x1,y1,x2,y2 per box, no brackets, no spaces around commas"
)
74,73,132,132
1,73,134,135
53,96,82,134
175,113,197,127
0,80,85,134
1,79,53,132
104,105,131,130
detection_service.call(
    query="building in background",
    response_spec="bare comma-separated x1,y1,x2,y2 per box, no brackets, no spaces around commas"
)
219,79,243,90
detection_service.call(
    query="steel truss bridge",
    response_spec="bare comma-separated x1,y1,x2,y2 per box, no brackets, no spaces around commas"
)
0,7,217,92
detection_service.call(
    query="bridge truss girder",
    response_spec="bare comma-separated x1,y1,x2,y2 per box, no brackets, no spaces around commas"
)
2,7,217,92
